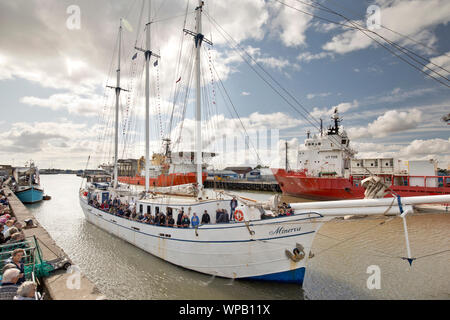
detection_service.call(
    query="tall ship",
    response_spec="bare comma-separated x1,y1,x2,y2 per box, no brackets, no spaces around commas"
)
273,110,450,200
78,0,450,286
12,161,44,204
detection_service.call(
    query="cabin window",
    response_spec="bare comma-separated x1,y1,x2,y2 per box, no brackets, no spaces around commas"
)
139,204,143,214
167,207,173,216
147,206,151,214
155,207,160,214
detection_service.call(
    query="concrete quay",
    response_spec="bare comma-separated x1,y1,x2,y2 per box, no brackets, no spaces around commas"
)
2,187,104,300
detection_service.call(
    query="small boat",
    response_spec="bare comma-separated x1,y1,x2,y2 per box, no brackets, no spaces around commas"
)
13,162,44,204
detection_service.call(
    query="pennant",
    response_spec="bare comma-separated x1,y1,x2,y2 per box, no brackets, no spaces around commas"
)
122,18,133,32
176,77,181,83
132,52,138,60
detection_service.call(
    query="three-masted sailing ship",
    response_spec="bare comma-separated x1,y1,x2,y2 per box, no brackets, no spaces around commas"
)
79,0,450,284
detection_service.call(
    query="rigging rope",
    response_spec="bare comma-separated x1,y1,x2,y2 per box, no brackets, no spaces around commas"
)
273,0,450,87
205,12,354,159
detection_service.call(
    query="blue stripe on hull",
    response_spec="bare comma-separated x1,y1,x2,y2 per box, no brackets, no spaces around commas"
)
16,187,44,204
244,267,305,284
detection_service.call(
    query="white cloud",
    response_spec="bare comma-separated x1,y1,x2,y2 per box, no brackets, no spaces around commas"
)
347,109,423,139
353,138,450,168
310,100,358,119
297,51,334,62
20,93,104,117
307,92,332,100
270,0,313,47
0,0,273,116
422,51,450,77
322,0,450,55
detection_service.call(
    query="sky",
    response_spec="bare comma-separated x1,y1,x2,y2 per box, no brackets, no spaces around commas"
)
0,0,449,170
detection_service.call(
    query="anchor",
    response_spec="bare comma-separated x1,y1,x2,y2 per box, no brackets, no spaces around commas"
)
285,243,306,262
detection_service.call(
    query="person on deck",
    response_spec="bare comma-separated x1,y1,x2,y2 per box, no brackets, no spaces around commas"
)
230,197,238,221
201,210,210,224
159,213,166,226
154,213,161,226
191,213,199,228
216,209,223,222
176,210,183,227
181,214,190,228
167,215,175,227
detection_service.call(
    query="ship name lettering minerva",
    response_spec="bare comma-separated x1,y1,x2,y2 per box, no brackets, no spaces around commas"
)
269,226,302,236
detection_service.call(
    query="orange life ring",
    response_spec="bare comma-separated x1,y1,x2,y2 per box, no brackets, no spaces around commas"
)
234,209,244,222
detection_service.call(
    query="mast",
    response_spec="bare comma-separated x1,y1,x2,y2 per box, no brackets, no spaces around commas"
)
184,1,212,196
107,20,129,189
195,0,203,190
110,20,123,190
135,0,160,193
285,141,288,171
145,1,151,193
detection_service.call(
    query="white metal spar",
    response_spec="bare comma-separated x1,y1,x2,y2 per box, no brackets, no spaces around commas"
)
289,194,450,213
195,0,203,191
145,0,151,193
113,21,122,190
134,0,160,193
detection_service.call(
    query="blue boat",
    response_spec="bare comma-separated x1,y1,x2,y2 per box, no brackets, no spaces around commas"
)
15,186,44,204
13,162,44,204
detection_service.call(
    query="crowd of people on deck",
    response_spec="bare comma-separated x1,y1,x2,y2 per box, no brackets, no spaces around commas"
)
87,194,248,228
88,192,296,227
0,189,39,300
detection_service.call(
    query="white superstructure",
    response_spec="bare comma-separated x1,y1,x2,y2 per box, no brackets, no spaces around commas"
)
296,110,438,179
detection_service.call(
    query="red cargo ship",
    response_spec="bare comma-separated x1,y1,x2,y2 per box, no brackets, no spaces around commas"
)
273,168,449,200
272,110,450,200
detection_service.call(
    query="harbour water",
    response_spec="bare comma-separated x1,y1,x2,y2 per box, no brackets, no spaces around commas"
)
27,175,449,300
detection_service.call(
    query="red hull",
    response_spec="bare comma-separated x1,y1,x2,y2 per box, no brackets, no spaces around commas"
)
118,172,207,187
272,169,450,201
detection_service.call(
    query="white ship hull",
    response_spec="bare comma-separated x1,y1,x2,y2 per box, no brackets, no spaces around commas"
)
79,195,323,284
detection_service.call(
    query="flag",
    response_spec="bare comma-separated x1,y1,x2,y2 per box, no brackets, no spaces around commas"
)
132,52,138,60
176,77,181,83
154,60,158,67
122,18,133,32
